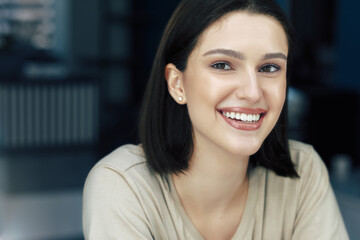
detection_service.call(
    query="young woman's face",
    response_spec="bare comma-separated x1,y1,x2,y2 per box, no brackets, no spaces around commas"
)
182,12,288,157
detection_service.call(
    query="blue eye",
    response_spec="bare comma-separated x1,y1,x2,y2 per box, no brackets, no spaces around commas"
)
259,64,280,73
211,62,232,70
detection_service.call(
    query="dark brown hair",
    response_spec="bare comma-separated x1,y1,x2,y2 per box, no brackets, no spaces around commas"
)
139,0,299,178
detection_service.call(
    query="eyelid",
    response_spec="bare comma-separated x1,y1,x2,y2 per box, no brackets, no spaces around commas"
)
210,61,233,71
259,63,281,73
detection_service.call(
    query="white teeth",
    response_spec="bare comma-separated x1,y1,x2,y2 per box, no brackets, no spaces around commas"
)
240,113,247,121
246,115,252,122
222,111,262,123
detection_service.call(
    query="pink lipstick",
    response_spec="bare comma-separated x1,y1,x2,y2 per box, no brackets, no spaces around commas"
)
217,107,267,131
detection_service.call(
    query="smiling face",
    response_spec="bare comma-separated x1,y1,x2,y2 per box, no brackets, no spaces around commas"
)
167,11,288,158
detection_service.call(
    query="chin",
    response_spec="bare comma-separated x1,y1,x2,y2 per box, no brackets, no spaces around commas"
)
226,139,263,157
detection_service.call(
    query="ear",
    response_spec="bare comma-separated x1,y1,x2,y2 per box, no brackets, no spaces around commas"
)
165,63,186,104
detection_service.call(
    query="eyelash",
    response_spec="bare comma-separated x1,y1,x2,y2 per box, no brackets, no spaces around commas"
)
259,63,281,73
211,61,232,71
211,61,281,73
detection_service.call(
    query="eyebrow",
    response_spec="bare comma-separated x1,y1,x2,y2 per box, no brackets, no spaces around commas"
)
202,48,287,61
203,49,246,60
263,53,287,60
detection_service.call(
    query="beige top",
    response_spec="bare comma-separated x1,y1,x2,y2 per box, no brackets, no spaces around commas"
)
82,140,349,240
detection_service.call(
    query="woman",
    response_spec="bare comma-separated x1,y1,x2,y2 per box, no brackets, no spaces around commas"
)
83,0,348,239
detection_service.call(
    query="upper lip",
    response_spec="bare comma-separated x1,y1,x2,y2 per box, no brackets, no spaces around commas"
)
217,107,267,115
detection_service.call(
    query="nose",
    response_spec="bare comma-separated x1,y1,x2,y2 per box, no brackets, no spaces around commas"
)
234,69,262,103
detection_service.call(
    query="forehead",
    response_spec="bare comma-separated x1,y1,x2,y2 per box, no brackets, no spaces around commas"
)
193,11,288,56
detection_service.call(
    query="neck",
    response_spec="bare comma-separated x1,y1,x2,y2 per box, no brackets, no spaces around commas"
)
172,141,250,214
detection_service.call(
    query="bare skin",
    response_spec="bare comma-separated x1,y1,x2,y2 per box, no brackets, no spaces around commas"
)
166,11,288,240
172,147,249,240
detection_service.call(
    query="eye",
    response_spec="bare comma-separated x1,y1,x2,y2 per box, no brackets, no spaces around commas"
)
259,64,280,73
211,61,232,71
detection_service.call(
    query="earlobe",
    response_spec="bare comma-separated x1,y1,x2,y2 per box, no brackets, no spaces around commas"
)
165,63,186,104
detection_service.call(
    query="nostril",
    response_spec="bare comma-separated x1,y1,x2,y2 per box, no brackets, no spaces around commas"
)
235,89,262,102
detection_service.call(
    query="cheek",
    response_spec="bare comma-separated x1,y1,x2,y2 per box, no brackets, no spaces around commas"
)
275,84,287,109
184,72,224,106
264,80,287,111
184,75,227,127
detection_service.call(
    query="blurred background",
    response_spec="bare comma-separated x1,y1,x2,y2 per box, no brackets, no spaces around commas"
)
0,0,358,239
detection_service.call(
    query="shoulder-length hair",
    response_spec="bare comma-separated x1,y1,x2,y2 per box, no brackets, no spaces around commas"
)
139,0,299,178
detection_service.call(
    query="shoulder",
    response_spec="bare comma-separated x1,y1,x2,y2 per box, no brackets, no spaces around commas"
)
284,144,349,239
288,140,328,179
84,144,162,194
262,140,327,194
82,144,164,239
262,140,330,208
288,139,317,165
93,144,147,173
86,144,158,184
288,139,314,155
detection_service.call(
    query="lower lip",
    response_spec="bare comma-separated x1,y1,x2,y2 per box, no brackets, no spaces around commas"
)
219,112,264,131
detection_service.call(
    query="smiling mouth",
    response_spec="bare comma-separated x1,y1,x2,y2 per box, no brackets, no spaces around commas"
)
217,110,266,123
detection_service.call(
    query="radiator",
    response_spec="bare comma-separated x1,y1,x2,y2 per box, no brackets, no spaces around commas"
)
0,81,99,149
